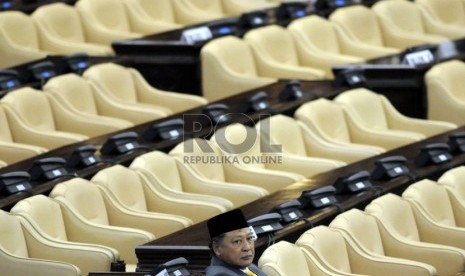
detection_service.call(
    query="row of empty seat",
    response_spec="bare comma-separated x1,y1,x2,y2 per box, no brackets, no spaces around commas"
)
259,165,465,276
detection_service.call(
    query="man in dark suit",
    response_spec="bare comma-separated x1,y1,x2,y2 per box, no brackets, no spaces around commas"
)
206,209,267,276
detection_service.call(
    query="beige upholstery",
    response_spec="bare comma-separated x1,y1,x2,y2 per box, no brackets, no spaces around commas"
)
10,195,120,275
49,178,156,264
75,0,142,46
243,25,326,81
211,123,309,188
365,193,465,276
133,150,264,208
201,35,277,101
258,240,345,276
329,209,437,276
334,88,457,148
329,5,402,53
296,226,433,276
256,114,373,164
123,0,183,35
294,98,386,154
424,59,465,126
0,160,6,168
172,0,225,25
438,166,465,207
92,164,223,224
0,87,88,150
46,73,162,125
221,0,277,16
0,210,81,276
0,105,47,164
44,73,134,132
403,179,465,248
31,3,113,56
84,63,207,115
416,0,465,27
287,15,364,78
170,138,292,196
0,11,47,68
372,0,447,50
416,0,465,39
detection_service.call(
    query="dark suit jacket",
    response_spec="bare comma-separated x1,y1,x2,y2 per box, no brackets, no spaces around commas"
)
205,256,267,276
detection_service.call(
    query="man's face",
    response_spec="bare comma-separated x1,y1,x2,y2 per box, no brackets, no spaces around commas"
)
213,227,255,268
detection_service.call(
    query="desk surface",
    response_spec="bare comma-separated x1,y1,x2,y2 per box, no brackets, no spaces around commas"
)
135,125,465,272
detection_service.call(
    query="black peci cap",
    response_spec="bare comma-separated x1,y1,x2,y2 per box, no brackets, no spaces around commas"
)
207,209,249,239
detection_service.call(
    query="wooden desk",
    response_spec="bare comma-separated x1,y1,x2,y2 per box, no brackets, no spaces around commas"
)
134,125,465,272
0,80,345,210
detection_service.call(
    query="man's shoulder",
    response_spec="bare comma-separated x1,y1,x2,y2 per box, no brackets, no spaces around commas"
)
205,264,242,276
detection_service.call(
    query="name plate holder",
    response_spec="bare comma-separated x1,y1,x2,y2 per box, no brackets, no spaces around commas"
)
180,26,213,44
403,49,435,67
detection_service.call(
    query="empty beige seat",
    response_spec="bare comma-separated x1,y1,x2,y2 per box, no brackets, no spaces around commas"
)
92,164,225,224
256,114,373,164
133,150,263,208
84,63,207,116
0,210,81,276
170,138,291,197
0,11,47,68
296,226,433,276
31,3,113,56
287,15,364,78
201,36,277,101
243,25,326,81
123,0,183,35
10,195,121,274
365,193,465,276
49,178,156,265
334,88,456,146
416,0,465,39
43,73,134,133
424,59,465,126
221,0,277,16
372,0,447,50
75,0,142,46
172,0,225,25
438,166,465,205
403,179,465,250
294,98,386,154
0,87,88,150
0,105,47,165
329,209,437,276
329,5,402,53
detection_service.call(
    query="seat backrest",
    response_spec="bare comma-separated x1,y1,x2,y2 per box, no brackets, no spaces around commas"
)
438,166,465,204
244,25,299,66
1,87,57,132
256,114,308,156
186,0,223,13
50,178,111,226
126,0,178,24
0,11,41,51
0,105,14,142
213,123,266,169
32,3,86,43
75,0,132,32
294,98,352,143
10,195,69,241
372,0,426,34
44,74,100,115
425,59,465,101
416,0,465,26
129,151,185,192
169,138,227,182
334,88,389,131
365,193,421,242
329,208,386,256
91,165,150,212
296,226,352,273
287,15,342,55
329,5,384,47
201,35,260,78
0,210,29,258
403,179,457,227
258,241,311,276
84,63,138,104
